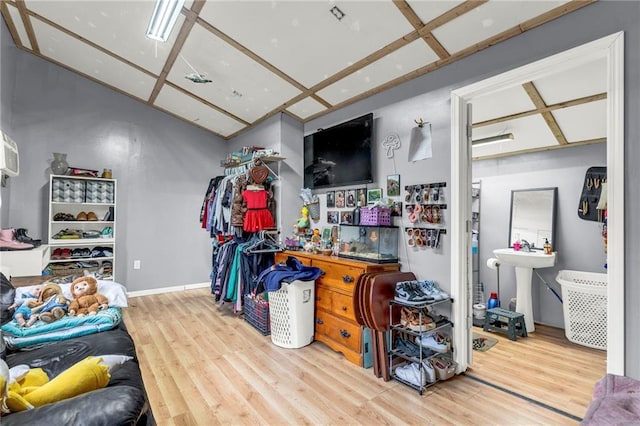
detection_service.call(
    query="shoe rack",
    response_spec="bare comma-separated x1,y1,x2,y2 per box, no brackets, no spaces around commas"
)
389,298,454,394
46,175,116,280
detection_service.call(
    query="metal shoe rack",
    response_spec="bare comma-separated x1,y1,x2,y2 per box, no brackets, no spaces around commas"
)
388,298,453,394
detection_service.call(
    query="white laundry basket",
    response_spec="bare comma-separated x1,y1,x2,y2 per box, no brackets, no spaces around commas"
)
555,270,607,350
268,280,315,349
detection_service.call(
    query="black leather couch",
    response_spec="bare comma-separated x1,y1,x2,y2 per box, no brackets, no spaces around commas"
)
0,273,155,425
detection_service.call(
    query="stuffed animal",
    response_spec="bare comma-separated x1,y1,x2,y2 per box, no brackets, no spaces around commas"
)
33,283,69,323
296,205,310,230
68,276,109,317
0,355,131,413
8,285,44,327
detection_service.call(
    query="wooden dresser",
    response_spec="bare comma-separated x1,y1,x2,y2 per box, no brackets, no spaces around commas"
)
275,251,399,366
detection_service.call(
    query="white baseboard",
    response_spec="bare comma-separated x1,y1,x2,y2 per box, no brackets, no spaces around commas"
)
127,282,210,298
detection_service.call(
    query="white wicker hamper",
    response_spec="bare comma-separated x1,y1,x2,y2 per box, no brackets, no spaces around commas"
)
555,270,607,350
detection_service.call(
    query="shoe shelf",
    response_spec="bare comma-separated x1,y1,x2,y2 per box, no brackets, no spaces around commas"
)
389,299,454,395
48,175,117,279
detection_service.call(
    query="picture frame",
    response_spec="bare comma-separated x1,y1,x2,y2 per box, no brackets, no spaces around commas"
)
340,211,353,224
345,189,356,208
326,191,335,208
335,190,345,208
321,227,332,241
327,210,339,224
391,201,403,217
387,174,401,197
366,188,382,204
357,188,367,206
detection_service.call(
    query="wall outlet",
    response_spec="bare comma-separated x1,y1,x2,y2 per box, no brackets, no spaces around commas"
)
133,260,141,270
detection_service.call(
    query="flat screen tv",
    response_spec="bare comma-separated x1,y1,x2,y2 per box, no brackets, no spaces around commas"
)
303,113,374,189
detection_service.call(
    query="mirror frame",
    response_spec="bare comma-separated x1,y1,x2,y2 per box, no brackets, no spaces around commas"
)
508,187,558,251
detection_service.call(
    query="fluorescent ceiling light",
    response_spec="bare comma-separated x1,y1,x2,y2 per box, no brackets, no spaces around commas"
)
472,133,515,146
146,0,185,42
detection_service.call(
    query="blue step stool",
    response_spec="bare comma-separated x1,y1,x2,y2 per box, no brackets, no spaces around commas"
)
483,307,528,341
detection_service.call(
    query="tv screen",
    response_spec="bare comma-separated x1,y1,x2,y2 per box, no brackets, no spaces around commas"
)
303,113,374,189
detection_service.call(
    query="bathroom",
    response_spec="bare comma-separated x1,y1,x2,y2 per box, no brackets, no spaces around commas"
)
468,53,610,390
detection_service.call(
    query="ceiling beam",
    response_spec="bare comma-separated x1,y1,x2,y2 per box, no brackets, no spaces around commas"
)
0,2,25,49
392,0,452,59
473,92,607,128
15,0,39,53
148,2,205,105
522,81,568,145
472,137,606,161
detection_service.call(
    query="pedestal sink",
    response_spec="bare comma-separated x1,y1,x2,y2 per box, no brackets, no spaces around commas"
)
493,248,556,333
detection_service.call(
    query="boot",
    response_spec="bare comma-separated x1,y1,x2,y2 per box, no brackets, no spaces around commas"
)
15,228,42,247
0,228,34,251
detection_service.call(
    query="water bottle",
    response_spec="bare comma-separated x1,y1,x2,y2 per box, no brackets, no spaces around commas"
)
487,292,500,309
353,202,361,226
471,233,478,254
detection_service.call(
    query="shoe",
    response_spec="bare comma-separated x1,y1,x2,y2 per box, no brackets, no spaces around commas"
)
14,228,42,247
394,363,426,387
60,248,72,259
395,281,430,305
417,280,449,301
416,332,450,354
421,359,437,384
51,248,62,259
401,307,435,332
101,226,113,238
76,211,88,221
395,338,421,358
102,207,114,221
0,228,34,251
86,211,98,221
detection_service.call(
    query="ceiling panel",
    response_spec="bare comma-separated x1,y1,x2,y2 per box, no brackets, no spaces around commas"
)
286,97,327,120
166,23,301,123
6,3,31,50
155,85,246,138
199,1,414,88
533,58,607,105
25,0,178,75
32,19,155,101
472,85,536,124
553,100,607,143
433,1,568,54
407,0,465,25
472,114,558,158
317,39,439,105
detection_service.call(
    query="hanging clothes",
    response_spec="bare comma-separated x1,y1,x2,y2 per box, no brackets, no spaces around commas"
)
243,188,275,232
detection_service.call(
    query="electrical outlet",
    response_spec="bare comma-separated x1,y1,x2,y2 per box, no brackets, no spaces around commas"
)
133,260,141,270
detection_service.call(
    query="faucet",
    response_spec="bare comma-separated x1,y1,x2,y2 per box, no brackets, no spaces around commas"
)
520,240,531,252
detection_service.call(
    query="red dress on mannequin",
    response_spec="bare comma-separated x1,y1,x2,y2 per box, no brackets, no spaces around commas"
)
243,188,275,232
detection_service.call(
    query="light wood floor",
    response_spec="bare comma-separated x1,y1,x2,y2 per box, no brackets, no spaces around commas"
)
122,288,606,425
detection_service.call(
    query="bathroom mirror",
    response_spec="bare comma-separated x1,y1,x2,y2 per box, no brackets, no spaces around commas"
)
508,187,557,250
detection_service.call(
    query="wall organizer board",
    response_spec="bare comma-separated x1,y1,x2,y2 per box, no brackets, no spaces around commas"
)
578,166,607,222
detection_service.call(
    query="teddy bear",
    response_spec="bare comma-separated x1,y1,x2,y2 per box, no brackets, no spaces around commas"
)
68,276,109,317
33,283,69,323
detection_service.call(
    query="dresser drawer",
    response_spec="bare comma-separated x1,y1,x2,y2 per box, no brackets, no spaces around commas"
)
312,259,363,292
275,252,312,266
315,285,332,312
315,312,361,353
331,291,357,322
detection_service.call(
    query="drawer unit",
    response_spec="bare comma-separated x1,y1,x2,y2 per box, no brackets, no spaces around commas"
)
276,251,399,367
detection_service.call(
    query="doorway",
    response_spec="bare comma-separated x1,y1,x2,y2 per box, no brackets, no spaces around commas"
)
449,32,625,376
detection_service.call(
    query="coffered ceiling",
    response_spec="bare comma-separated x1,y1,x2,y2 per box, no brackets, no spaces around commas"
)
2,0,598,150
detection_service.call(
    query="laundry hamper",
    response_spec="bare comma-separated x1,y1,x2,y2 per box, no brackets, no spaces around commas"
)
555,270,607,350
268,280,315,348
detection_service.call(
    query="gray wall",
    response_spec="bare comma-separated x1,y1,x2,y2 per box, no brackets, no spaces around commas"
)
474,143,607,328
3,34,226,291
302,1,640,376
0,21,16,228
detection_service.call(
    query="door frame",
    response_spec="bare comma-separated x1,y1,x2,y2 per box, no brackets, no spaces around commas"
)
450,32,625,374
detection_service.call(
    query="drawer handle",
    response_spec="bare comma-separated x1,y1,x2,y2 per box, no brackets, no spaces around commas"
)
341,306,348,311
342,275,354,283
340,329,351,338
316,318,324,325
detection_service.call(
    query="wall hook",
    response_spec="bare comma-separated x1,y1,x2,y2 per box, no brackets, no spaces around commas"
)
414,118,425,128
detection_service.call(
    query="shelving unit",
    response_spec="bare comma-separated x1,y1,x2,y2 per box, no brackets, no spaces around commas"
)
47,175,116,279
472,181,482,323
389,298,454,394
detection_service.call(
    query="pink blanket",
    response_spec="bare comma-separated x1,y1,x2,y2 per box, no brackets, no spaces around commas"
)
583,374,640,424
